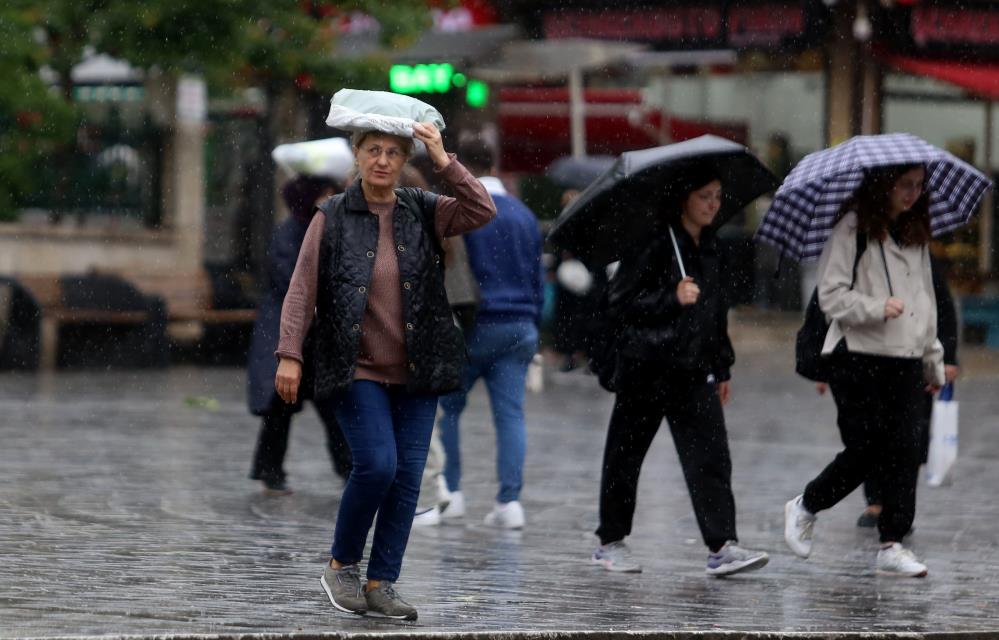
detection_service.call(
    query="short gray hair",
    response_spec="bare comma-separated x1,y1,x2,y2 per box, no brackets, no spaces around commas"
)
350,130,414,159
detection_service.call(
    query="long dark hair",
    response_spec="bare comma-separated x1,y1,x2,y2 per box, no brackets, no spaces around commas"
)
839,163,931,246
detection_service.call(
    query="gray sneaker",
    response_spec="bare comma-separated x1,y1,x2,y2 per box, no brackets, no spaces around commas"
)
320,563,367,615
706,541,769,577
591,540,643,573
364,582,418,621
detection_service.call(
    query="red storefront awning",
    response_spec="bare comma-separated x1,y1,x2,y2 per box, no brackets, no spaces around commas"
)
498,87,748,173
876,50,999,101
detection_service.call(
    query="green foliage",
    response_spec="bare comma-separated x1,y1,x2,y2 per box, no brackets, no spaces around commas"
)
0,3,79,221
0,0,438,220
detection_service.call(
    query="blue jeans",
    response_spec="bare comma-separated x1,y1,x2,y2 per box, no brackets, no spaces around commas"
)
439,320,538,504
329,380,437,582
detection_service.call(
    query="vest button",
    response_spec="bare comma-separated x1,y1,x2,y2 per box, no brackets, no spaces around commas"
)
358,286,366,294
366,250,375,258
352,323,360,331
397,244,406,252
403,282,412,290
409,362,416,371
406,322,414,330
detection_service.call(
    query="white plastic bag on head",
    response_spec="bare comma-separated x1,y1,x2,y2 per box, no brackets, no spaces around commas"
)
926,384,958,487
326,88,445,137
271,137,353,180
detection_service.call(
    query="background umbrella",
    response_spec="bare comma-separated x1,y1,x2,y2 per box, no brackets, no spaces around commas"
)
755,132,993,263
548,135,779,267
546,155,616,191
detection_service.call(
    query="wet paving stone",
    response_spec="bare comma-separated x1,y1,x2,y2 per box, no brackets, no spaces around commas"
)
2,314,999,637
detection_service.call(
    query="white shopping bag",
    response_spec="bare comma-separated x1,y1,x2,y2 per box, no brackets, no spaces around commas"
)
925,384,958,487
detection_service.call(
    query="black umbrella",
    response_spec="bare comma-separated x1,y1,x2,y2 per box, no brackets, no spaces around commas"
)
546,155,617,191
548,135,779,267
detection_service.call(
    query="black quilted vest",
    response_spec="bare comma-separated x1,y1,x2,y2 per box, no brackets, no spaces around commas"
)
312,182,466,399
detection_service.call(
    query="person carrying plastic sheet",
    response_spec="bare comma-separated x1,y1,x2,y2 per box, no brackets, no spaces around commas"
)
274,91,495,620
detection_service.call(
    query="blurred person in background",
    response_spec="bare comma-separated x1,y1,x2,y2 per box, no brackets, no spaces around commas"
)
247,175,351,494
434,139,544,529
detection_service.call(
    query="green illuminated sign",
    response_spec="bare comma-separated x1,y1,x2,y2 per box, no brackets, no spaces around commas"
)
465,80,488,108
389,64,489,108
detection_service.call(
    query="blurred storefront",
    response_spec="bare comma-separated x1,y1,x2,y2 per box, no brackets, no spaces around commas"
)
870,1,999,289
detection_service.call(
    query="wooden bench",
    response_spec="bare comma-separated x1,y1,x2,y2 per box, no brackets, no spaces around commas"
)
961,296,999,349
129,271,257,325
17,271,257,369
16,275,151,369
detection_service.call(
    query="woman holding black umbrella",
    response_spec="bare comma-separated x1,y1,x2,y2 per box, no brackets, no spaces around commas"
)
590,165,769,576
783,163,946,577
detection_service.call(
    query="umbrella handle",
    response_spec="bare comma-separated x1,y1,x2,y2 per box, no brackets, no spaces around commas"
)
668,226,688,280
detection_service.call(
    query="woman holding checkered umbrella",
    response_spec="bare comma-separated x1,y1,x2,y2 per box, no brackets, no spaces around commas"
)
756,133,992,577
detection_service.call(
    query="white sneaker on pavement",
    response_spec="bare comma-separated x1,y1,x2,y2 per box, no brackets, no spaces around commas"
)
876,543,928,577
484,500,525,529
411,505,441,527
435,474,452,506
784,494,816,558
705,541,769,577
439,490,465,519
591,540,643,573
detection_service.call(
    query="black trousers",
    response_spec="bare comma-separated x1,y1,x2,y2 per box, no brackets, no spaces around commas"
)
802,352,924,543
596,374,737,552
250,396,353,483
864,392,933,506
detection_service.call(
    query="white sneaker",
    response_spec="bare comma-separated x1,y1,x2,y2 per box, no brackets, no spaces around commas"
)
591,540,643,573
784,495,816,558
411,506,441,527
439,490,465,519
876,543,928,577
483,500,525,529
705,541,769,577
435,474,452,506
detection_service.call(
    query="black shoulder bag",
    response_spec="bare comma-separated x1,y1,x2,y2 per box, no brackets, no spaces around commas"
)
795,230,866,382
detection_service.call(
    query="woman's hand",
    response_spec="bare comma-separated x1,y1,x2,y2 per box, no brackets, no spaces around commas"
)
944,364,960,384
275,357,303,404
884,297,905,319
717,381,731,406
412,122,449,169
676,276,700,306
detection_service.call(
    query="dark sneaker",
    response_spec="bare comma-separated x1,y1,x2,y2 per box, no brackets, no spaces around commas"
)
856,509,879,528
364,582,418,620
706,541,769,577
320,563,367,615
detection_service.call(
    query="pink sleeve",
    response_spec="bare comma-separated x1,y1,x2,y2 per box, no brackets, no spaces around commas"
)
433,155,497,240
275,212,325,363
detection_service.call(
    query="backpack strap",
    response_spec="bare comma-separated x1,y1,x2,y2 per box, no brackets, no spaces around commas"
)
850,230,867,289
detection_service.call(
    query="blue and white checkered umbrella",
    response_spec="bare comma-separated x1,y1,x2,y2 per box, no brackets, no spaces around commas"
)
755,133,993,262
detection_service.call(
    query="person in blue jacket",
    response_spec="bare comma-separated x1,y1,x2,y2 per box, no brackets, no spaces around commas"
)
247,175,352,493
436,139,544,529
